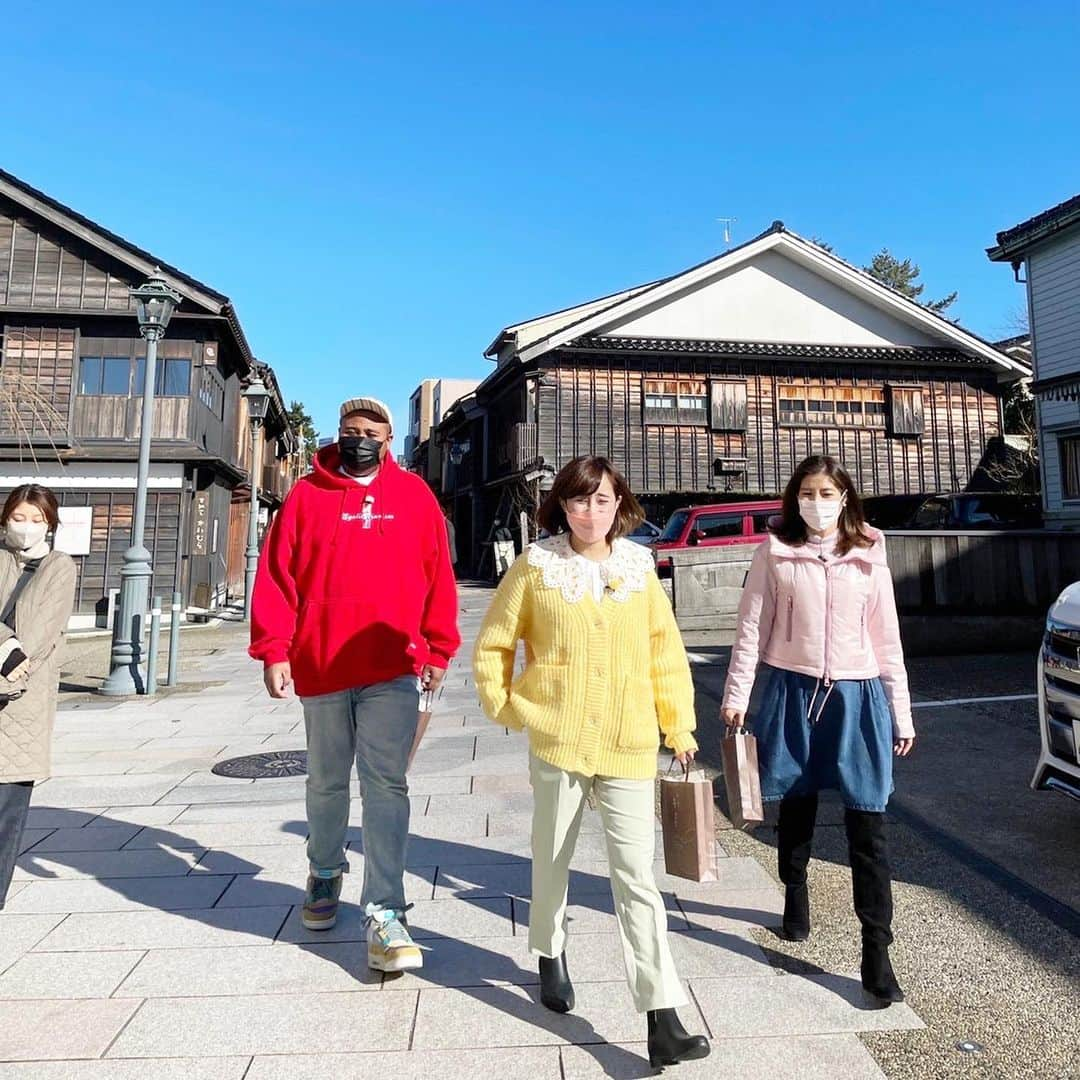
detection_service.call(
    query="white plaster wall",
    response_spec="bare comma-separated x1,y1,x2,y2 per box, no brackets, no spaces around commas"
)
597,251,941,347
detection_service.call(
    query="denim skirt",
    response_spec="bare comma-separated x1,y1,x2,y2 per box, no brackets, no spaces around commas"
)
750,664,894,812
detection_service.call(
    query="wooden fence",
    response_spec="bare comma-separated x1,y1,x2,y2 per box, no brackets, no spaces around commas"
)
669,530,1080,652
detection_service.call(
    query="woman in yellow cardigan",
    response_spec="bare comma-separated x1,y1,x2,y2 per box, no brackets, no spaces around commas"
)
474,456,710,1070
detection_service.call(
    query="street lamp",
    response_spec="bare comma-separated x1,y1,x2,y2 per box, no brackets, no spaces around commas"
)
243,372,270,621
101,269,182,696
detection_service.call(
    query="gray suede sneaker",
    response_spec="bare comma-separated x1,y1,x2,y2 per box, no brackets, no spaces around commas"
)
302,874,343,930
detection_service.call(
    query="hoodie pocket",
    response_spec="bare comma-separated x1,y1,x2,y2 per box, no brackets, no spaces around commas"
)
785,595,795,643
860,600,868,650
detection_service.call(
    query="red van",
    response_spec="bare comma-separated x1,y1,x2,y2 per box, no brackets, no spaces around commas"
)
651,500,782,575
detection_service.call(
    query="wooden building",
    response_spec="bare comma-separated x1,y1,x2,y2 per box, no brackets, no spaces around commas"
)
439,223,1030,573
989,193,1080,529
0,168,295,625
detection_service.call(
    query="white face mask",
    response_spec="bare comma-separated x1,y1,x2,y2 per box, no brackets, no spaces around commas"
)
4,520,49,551
798,497,845,534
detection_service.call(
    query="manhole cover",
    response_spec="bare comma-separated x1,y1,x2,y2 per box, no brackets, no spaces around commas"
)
211,751,308,779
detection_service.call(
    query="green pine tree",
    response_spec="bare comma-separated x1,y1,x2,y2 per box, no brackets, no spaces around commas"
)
864,248,957,313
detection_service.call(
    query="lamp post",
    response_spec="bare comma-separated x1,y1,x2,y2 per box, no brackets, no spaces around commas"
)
243,372,270,621
101,270,182,696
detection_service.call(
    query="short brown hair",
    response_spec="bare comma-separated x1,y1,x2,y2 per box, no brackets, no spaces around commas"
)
537,456,644,542
1,484,60,532
773,455,873,556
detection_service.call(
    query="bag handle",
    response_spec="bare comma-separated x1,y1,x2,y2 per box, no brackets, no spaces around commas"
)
0,562,39,632
665,758,692,782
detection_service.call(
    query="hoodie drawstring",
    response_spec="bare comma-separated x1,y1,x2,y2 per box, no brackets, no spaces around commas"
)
806,678,837,726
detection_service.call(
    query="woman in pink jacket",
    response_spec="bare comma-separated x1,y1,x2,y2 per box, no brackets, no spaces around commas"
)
721,455,914,1006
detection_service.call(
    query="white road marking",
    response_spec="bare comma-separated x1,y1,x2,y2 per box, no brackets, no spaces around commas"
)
912,693,1037,709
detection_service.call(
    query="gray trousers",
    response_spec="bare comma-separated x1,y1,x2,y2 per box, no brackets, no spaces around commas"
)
0,781,33,909
301,675,419,917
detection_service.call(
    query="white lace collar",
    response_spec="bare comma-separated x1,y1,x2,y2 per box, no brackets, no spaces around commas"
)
527,533,653,604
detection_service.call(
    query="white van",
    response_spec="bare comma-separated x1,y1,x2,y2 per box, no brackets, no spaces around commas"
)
1034,581,1080,800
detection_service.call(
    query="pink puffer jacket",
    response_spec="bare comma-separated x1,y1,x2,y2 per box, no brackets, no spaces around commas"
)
722,527,914,738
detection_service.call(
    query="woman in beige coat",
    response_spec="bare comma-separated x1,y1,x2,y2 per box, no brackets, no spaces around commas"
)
0,484,76,907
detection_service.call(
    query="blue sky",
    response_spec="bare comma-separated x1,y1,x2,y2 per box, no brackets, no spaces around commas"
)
4,2,1078,439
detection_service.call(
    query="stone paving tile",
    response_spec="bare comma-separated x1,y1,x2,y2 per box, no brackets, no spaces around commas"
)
29,776,185,808
155,783,309,805
213,866,437,908
371,813,489,840
0,914,65,975
97,805,189,826
46,760,131,777
471,773,535,794
0,998,141,1060
690,971,925,1036
25,824,143,852
173,797,425,825
0,1059,250,1080
655,855,775,897
14,848,207,881
245,1047,562,1080
107,991,417,1057
674,887,786,934
433,860,621,900
427,791,538,815
126,822,307,849
276,897,514,946
514,895,689,936
31,904,290,952
558,1033,887,1079
115,942,383,997
3,874,232,914
25,807,104,828
15,829,54,854
0,949,143,999
411,981,692,1049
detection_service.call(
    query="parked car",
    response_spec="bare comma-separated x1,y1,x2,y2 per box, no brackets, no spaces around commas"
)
650,500,782,575
1033,581,1080,801
627,520,662,546
863,492,1043,531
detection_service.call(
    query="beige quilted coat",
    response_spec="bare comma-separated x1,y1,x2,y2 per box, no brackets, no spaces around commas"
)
0,550,76,783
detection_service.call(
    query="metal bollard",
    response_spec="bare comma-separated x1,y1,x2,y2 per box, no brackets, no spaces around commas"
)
166,590,182,686
146,596,162,696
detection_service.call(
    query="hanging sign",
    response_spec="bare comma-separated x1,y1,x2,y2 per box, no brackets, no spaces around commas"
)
192,492,210,555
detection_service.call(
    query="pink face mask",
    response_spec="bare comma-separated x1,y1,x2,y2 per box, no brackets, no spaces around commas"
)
565,502,618,545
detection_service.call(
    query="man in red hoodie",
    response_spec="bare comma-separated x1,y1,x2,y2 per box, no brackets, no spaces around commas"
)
250,396,460,973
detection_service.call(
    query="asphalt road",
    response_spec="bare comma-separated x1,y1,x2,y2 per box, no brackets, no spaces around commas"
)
690,647,1080,1079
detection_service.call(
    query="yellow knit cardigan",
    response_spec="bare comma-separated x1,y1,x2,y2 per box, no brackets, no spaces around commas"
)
473,534,697,780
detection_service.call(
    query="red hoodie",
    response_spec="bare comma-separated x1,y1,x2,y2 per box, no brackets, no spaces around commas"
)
249,446,461,697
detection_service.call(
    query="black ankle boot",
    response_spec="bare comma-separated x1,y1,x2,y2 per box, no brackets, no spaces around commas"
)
781,882,810,941
539,953,574,1013
647,1008,710,1069
861,942,904,1004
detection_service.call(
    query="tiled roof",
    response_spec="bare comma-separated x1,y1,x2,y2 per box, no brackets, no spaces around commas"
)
988,192,1080,259
566,335,991,366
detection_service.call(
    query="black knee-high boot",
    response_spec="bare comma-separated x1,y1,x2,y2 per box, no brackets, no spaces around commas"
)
777,793,817,941
844,808,903,1004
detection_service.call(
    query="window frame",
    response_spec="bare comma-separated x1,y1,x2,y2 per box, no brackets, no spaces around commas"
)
1061,434,1080,502
643,377,708,426
887,385,925,438
776,382,887,429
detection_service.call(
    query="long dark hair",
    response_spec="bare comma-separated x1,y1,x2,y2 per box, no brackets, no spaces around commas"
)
772,455,873,556
537,456,645,542
1,484,60,532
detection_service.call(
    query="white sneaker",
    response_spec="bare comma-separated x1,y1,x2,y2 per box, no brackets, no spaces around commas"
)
366,907,423,972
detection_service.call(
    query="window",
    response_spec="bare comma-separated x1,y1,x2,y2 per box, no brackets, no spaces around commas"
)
660,510,689,542
888,386,924,437
134,357,191,397
777,383,887,428
752,513,775,535
643,379,708,424
1062,436,1080,501
692,513,743,539
79,355,191,397
710,380,748,431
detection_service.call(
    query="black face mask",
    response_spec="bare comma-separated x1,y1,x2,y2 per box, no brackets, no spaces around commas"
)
339,436,383,471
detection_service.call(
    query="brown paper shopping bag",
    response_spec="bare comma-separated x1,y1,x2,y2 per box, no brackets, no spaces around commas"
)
660,762,718,882
720,731,765,830
408,688,435,771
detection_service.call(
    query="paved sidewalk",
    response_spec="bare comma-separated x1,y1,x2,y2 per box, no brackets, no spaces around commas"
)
0,586,923,1078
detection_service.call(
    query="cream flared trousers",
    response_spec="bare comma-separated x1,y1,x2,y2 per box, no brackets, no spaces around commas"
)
528,753,688,1013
